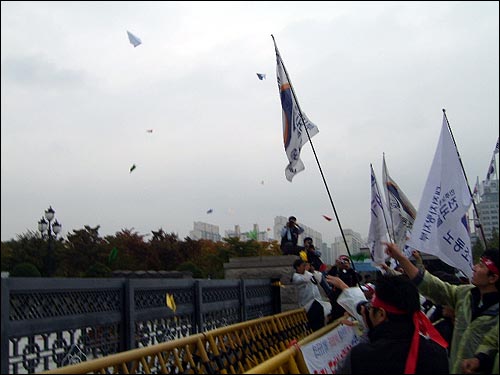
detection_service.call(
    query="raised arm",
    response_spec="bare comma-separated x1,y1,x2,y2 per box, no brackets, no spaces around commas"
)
384,242,420,280
325,275,349,290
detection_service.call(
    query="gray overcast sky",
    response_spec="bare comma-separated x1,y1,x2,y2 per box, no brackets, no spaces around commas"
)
1,1,499,245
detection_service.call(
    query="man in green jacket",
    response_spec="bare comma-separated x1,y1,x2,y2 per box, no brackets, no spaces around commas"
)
461,322,499,374
385,243,499,374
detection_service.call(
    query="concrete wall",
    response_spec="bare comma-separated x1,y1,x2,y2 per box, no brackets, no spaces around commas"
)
223,255,301,312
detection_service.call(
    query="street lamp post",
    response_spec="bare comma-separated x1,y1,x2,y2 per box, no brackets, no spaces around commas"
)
38,206,62,277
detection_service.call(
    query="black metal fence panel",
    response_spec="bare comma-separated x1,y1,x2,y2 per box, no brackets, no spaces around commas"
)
0,277,278,374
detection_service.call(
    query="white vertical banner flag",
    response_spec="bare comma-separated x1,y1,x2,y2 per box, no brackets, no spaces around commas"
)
273,38,319,182
368,164,389,264
382,155,417,257
406,113,473,279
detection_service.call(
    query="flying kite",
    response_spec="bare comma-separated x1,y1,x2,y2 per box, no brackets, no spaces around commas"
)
146,129,153,133
127,31,142,47
206,209,213,214
322,214,333,221
129,164,137,173
256,73,266,80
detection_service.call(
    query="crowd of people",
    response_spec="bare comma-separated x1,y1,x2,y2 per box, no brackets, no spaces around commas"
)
282,215,499,374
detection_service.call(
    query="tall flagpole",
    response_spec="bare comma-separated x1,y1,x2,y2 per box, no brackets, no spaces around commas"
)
442,108,487,249
271,35,358,273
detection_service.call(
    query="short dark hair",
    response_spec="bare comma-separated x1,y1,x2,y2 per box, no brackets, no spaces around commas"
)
293,259,305,270
304,237,312,243
288,216,297,221
374,274,420,314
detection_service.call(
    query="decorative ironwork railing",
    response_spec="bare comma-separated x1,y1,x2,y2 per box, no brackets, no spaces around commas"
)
1,277,279,374
40,308,312,374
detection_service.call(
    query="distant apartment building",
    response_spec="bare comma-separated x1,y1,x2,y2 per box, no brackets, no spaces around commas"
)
331,229,365,260
225,224,269,242
189,217,336,258
189,221,221,241
476,179,499,239
320,242,335,265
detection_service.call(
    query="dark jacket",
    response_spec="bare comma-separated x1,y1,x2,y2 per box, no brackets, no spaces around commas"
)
327,266,361,287
280,225,303,254
327,266,362,320
338,318,450,374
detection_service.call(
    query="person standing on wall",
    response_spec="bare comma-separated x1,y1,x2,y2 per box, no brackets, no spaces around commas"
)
280,216,304,255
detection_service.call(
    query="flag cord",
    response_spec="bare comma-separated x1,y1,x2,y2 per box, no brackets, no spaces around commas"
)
272,35,359,278
442,109,487,249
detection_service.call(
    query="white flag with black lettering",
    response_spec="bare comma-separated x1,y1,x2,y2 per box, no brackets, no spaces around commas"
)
382,155,417,257
368,164,389,264
406,113,473,279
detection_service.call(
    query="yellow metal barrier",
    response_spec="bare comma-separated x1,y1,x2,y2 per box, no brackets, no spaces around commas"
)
243,318,343,374
40,309,313,374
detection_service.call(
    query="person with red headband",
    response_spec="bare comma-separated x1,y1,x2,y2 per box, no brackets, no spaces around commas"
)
335,274,449,373
385,243,499,374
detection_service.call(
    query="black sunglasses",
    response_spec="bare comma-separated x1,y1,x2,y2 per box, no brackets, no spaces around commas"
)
356,301,377,314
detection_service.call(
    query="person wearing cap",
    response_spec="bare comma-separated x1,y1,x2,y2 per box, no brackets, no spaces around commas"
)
280,216,304,255
337,274,450,374
385,242,499,374
291,258,332,331
328,255,362,285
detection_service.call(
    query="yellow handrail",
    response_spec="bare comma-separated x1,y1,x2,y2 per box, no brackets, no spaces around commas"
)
40,308,313,374
243,318,344,374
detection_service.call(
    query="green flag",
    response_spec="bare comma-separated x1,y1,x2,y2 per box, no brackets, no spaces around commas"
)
248,230,258,240
108,247,118,264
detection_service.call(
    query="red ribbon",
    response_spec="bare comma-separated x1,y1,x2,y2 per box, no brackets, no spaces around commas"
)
371,294,448,374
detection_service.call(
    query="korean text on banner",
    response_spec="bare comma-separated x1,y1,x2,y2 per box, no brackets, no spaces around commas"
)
406,113,473,279
301,324,362,374
368,164,389,265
